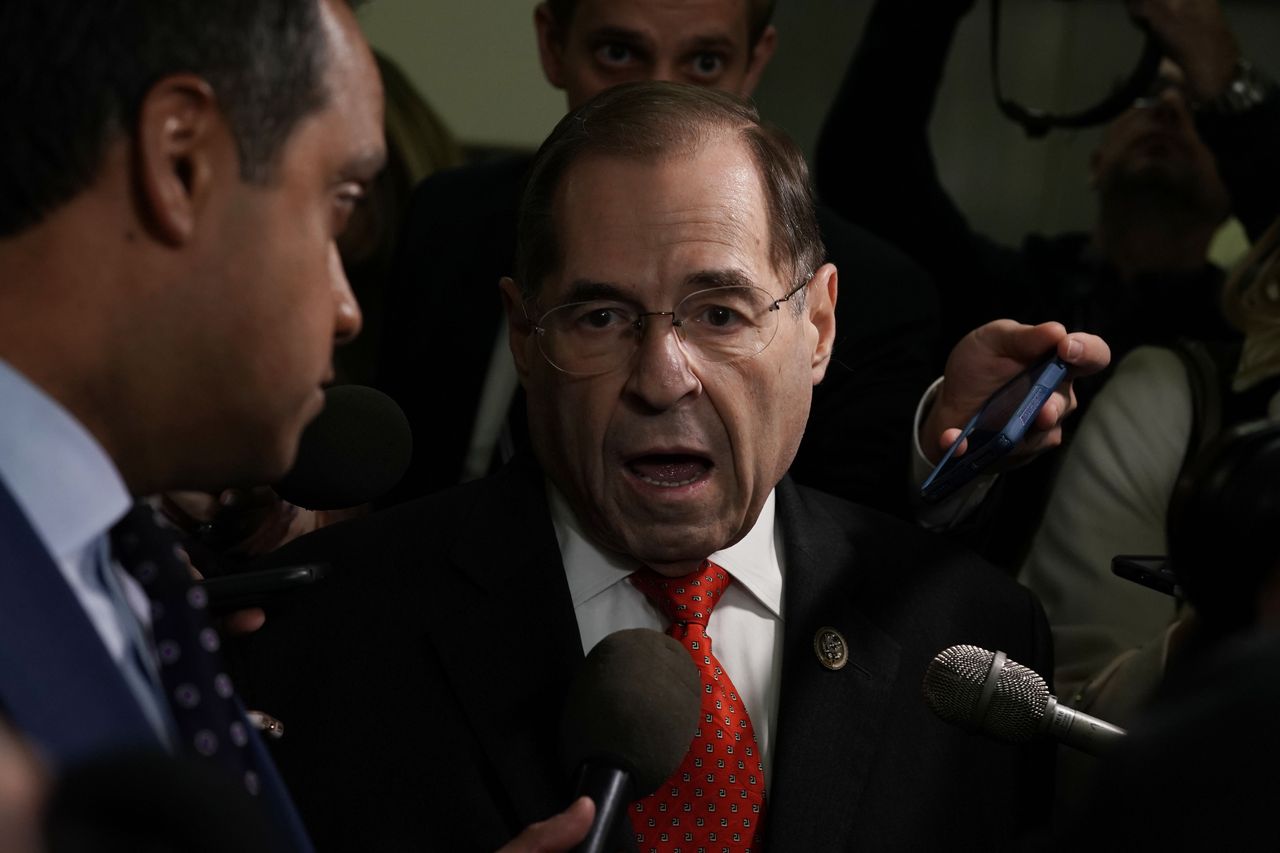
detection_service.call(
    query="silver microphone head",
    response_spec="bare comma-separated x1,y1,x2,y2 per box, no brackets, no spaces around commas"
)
922,644,1051,743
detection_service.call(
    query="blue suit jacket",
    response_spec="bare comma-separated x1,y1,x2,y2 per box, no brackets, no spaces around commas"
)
0,480,313,851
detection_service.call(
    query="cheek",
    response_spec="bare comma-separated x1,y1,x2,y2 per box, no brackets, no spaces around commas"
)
527,377,613,481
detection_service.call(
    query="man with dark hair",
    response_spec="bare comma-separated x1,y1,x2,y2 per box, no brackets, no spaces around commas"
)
0,0,384,848
236,82,1097,851
375,0,942,521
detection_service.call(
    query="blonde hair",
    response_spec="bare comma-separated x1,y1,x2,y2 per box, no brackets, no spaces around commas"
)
1224,217,1280,390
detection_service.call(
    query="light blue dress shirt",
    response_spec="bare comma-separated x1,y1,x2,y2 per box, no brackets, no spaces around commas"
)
0,358,172,742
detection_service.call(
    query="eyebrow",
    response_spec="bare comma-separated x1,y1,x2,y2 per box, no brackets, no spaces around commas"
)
680,34,737,55
339,148,387,183
686,269,755,290
555,269,755,305
585,25,649,47
559,279,633,305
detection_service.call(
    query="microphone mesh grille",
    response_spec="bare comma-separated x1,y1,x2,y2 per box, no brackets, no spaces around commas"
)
922,644,1050,743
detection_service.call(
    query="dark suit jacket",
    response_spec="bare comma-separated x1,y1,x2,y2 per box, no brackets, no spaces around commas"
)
0,481,161,764
375,155,939,519
233,460,1054,851
0,480,311,852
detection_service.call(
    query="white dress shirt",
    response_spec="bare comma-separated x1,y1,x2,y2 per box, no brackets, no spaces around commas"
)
0,358,170,741
549,484,785,784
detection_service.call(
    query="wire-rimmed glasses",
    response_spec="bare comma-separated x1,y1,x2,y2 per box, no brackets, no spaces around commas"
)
527,278,809,376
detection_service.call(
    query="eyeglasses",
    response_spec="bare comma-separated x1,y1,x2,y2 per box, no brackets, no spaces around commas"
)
527,277,810,376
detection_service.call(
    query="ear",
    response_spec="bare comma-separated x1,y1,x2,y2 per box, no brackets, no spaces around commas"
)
500,276,535,382
1088,147,1102,190
134,74,225,246
806,263,838,385
740,25,778,97
534,3,568,90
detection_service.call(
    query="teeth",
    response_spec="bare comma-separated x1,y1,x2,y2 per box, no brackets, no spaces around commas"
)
639,475,700,487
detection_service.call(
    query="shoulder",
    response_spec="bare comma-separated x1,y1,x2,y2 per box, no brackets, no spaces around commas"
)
1075,345,1193,464
786,481,1037,610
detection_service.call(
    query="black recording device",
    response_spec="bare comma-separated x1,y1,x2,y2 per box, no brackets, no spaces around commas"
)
1111,555,1180,597
200,563,329,613
989,0,1162,137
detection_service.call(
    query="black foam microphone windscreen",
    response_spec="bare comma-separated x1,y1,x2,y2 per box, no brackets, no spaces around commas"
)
559,628,701,853
273,385,412,510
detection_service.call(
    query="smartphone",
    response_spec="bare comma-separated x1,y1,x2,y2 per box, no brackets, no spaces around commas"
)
920,355,1069,503
199,563,329,613
1111,555,1180,597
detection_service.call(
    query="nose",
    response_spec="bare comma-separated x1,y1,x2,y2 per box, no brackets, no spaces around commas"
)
650,60,679,84
1149,84,1189,124
623,317,701,411
330,243,362,345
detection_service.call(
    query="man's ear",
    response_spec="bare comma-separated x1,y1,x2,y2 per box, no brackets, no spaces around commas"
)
134,74,224,246
534,3,568,90
500,276,535,382
807,263,838,385
740,25,778,98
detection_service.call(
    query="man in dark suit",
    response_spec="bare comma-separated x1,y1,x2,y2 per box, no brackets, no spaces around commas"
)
377,0,939,520
0,1,384,848
236,83,1103,851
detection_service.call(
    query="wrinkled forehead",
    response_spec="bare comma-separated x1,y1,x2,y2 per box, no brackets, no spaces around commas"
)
547,141,773,299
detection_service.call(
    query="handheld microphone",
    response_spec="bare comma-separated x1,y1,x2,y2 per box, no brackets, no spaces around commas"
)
273,384,412,510
922,644,1126,756
559,629,701,853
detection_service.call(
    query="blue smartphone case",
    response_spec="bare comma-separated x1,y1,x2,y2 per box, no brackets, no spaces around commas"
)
919,356,1069,503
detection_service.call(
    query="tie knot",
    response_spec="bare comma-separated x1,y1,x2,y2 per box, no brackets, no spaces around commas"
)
110,504,185,591
629,561,731,629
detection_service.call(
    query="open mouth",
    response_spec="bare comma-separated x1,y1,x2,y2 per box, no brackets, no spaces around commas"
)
625,454,713,488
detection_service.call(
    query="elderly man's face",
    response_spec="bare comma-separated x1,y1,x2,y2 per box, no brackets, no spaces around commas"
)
535,0,776,110
503,137,836,575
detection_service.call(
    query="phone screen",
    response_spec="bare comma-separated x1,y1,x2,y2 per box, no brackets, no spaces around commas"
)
920,355,1069,503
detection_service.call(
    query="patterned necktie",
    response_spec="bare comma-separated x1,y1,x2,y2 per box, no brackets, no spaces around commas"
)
629,561,766,852
110,504,264,798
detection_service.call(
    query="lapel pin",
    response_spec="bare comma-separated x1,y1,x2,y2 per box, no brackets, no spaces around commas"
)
813,627,848,671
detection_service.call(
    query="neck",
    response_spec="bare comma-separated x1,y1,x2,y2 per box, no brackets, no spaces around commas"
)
1093,193,1216,283
0,202,169,497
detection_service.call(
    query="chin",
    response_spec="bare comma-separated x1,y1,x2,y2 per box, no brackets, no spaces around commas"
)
620,523,731,568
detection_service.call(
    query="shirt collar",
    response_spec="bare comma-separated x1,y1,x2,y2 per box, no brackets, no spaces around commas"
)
550,482,784,619
0,359,132,561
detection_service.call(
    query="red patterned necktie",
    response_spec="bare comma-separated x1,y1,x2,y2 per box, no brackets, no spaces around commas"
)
629,561,766,852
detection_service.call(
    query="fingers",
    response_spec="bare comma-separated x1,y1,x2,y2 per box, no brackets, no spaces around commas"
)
220,608,267,637
970,320,1067,363
496,797,595,853
938,429,966,457
1056,332,1110,377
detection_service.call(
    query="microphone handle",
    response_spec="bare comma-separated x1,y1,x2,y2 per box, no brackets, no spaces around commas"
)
570,763,633,853
1042,696,1127,756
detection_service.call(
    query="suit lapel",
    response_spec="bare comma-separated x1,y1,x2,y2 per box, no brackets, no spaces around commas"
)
0,481,160,766
425,461,586,826
766,479,901,851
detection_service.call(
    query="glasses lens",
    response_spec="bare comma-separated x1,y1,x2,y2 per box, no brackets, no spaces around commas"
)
675,286,780,363
536,301,638,374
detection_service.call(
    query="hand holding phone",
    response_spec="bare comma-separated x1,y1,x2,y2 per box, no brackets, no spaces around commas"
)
920,355,1069,503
